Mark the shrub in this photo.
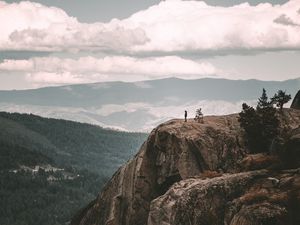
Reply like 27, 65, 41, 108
271, 90, 292, 110
239, 89, 279, 153
194, 108, 204, 123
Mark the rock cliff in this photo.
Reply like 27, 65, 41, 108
71, 109, 300, 225
291, 90, 300, 109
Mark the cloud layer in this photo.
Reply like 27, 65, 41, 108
0, 0, 299, 88
0, 0, 300, 54
0, 1, 147, 52
127, 0, 300, 53
0, 56, 218, 85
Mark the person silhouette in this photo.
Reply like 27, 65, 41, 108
184, 110, 187, 122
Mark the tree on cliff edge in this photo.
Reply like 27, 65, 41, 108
239, 103, 261, 152
239, 89, 279, 153
257, 88, 272, 109
271, 90, 291, 110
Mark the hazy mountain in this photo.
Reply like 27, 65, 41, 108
0, 77, 299, 131
0, 112, 147, 225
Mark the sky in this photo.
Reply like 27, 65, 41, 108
0, 0, 299, 90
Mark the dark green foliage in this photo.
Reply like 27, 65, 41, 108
257, 88, 272, 109
257, 106, 279, 149
238, 103, 261, 152
0, 111, 147, 175
0, 168, 104, 225
0, 141, 52, 170
239, 89, 279, 153
271, 90, 292, 110
0, 112, 147, 225
0, 141, 105, 225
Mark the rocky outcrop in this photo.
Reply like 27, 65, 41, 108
148, 169, 300, 225
291, 90, 300, 109
72, 109, 300, 225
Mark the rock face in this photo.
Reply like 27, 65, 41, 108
148, 169, 300, 225
291, 90, 300, 109
71, 109, 300, 225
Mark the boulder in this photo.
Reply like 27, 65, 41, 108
148, 169, 300, 225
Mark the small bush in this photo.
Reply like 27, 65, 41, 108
271, 90, 291, 110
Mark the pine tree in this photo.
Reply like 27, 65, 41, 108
271, 90, 292, 110
239, 103, 263, 152
258, 106, 279, 145
239, 89, 280, 153
257, 88, 271, 109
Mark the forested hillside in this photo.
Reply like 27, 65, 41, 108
0, 112, 147, 225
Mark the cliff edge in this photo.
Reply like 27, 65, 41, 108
72, 109, 300, 225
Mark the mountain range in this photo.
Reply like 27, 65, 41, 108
0, 77, 299, 131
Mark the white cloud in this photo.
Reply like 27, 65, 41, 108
124, 0, 300, 53
96, 102, 150, 116
0, 1, 147, 52
0, 56, 218, 85
26, 71, 87, 85
0, 0, 300, 54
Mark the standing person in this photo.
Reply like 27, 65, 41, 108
184, 110, 187, 122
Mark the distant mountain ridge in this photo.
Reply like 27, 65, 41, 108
1, 77, 299, 105
0, 77, 299, 131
